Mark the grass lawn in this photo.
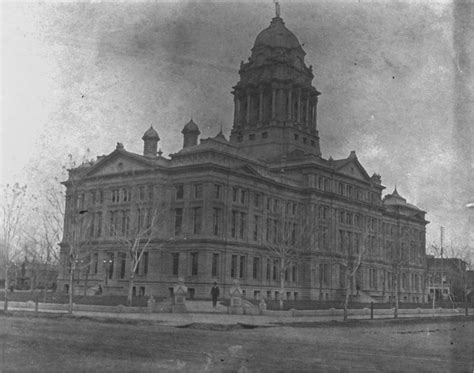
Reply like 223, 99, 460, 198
1, 313, 473, 372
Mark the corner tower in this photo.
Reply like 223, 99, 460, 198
230, 5, 321, 160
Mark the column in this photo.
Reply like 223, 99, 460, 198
312, 99, 317, 131
287, 88, 292, 120
297, 88, 301, 123
271, 87, 276, 119
234, 96, 239, 125
305, 96, 310, 128
246, 92, 251, 124
259, 88, 264, 122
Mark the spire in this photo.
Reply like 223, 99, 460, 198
274, 0, 281, 18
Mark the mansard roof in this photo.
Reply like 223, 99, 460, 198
383, 187, 425, 212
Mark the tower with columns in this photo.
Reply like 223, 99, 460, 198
229, 13, 321, 160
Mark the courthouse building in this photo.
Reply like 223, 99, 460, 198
58, 9, 428, 302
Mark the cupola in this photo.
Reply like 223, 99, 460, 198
181, 119, 200, 148
142, 126, 160, 157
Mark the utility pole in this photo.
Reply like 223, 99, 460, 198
440, 226, 444, 304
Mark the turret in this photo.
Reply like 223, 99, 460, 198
142, 126, 160, 157
181, 119, 200, 148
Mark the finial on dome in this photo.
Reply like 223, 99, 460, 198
274, 0, 281, 18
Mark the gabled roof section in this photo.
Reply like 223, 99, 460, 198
79, 144, 158, 178
331, 151, 371, 182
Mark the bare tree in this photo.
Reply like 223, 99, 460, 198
1, 183, 28, 311
108, 201, 168, 306
341, 229, 367, 321
265, 207, 300, 310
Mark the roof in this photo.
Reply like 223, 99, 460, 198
253, 17, 302, 50
181, 119, 200, 134
142, 126, 160, 140
383, 188, 423, 211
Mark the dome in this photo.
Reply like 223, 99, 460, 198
142, 126, 160, 140
181, 118, 200, 134
253, 17, 302, 50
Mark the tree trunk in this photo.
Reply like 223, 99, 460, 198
68, 264, 74, 314
127, 272, 135, 307
394, 274, 399, 319
343, 272, 351, 321
4, 265, 9, 312
279, 263, 285, 310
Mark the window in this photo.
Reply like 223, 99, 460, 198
191, 252, 198, 276
231, 255, 238, 278
266, 259, 271, 280
320, 263, 329, 285
239, 256, 246, 278
294, 134, 299, 140
253, 257, 260, 279
92, 252, 98, 274
267, 197, 271, 211
249, 134, 256, 140
253, 215, 260, 241
273, 199, 279, 212
172, 253, 179, 276
292, 265, 297, 283
262, 132, 268, 139
174, 208, 183, 235
239, 212, 246, 238
192, 207, 202, 234
273, 260, 278, 281
139, 186, 146, 201
112, 189, 120, 203
213, 184, 221, 199
232, 188, 238, 202
338, 183, 344, 195
231, 211, 237, 238
303, 137, 307, 144
107, 252, 114, 279
240, 190, 246, 204
212, 208, 221, 236
148, 185, 153, 200
122, 188, 131, 202
143, 252, 148, 275
175, 185, 184, 200
194, 184, 202, 199
212, 253, 219, 277
254, 193, 261, 208
121, 210, 130, 235
120, 253, 126, 279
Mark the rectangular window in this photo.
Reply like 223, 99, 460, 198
273, 199, 279, 212
194, 184, 202, 199
320, 263, 329, 285
91, 190, 96, 205
212, 253, 219, 277
93, 252, 98, 274
112, 189, 120, 203
231, 211, 237, 238
212, 208, 221, 236
213, 184, 221, 199
240, 190, 246, 204
143, 252, 148, 275
239, 256, 246, 278
192, 207, 202, 234
292, 265, 297, 283
191, 252, 198, 276
253, 215, 260, 241
172, 253, 179, 276
175, 185, 184, 200
148, 185, 153, 200
338, 183, 344, 195
254, 193, 261, 208
139, 186, 145, 201
267, 197, 271, 211
174, 208, 183, 235
253, 257, 260, 280
107, 252, 114, 279
231, 255, 238, 278
122, 188, 131, 202
239, 212, 246, 238
266, 258, 271, 280
266, 218, 271, 242
232, 187, 238, 202
120, 253, 126, 279
273, 260, 278, 281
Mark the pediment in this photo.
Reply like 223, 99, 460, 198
335, 159, 370, 182
85, 151, 152, 177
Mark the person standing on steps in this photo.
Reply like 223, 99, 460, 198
210, 282, 220, 308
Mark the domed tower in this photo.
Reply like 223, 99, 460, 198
230, 4, 321, 159
142, 126, 160, 157
181, 118, 201, 148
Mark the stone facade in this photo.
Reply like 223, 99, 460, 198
57, 11, 428, 303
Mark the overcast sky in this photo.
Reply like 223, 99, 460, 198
1, 0, 473, 250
